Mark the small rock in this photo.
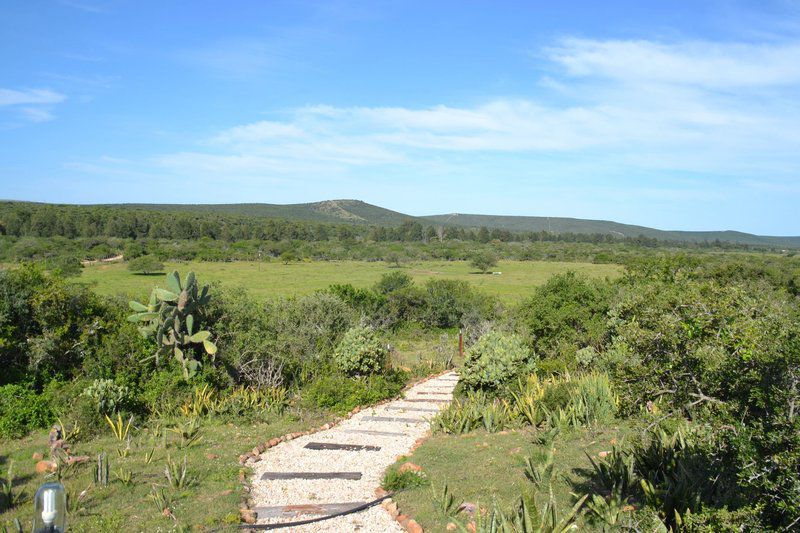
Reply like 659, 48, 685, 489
268, 438, 280, 447
257, 443, 267, 453
35, 460, 57, 474
66, 455, 90, 465
322, 423, 331, 430
291, 432, 302, 439
251, 447, 261, 456
467, 521, 477, 533
398, 462, 422, 474
384, 501, 398, 517
598, 451, 611, 458
206, 453, 219, 460
352, 406, 361, 414
32, 452, 44, 461
458, 502, 478, 515
284, 434, 294, 441
396, 514, 410, 527
406, 519, 423, 533
249, 456, 261, 463
219, 489, 234, 496
238, 454, 248, 464
238, 471, 247, 483
446, 523, 458, 531
375, 487, 389, 498
240, 509, 257, 524
610, 438, 618, 445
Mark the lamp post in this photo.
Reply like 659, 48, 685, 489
32, 482, 67, 533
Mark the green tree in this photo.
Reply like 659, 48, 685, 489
470, 251, 498, 273
127, 255, 164, 275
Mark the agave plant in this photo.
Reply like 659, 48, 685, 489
128, 270, 217, 380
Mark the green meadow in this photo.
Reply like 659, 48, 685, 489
80, 259, 622, 303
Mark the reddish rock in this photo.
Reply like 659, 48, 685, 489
268, 438, 280, 447
249, 456, 261, 463
466, 521, 477, 533
256, 443, 267, 453
398, 462, 422, 474
251, 447, 261, 456
66, 455, 89, 465
352, 406, 361, 414
240, 509, 257, 524
238, 454, 248, 464
206, 453, 219, 460
598, 451, 611, 458
35, 460, 57, 474
406, 519, 423, 533
32, 452, 44, 461
396, 514, 410, 527
375, 487, 389, 498
446, 523, 458, 531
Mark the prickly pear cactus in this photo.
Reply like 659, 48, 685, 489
128, 270, 217, 380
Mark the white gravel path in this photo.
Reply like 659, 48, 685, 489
250, 371, 459, 532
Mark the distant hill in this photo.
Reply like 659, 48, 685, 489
107, 199, 415, 226
422, 213, 800, 248
3, 198, 799, 248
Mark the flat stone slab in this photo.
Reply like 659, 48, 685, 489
304, 442, 381, 452
361, 416, 426, 423
260, 471, 362, 480
341, 429, 408, 437
253, 501, 366, 518
386, 405, 439, 413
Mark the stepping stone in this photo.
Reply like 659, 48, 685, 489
254, 502, 366, 518
386, 405, 439, 413
260, 471, 362, 480
304, 442, 381, 452
342, 429, 408, 437
362, 416, 426, 423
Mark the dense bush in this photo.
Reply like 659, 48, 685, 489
462, 331, 533, 390
516, 271, 611, 371
333, 325, 387, 376
421, 279, 496, 329
0, 384, 53, 438
301, 372, 405, 415
81, 379, 131, 415
0, 264, 110, 387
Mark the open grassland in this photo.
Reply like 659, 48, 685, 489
392, 423, 638, 532
80, 260, 622, 303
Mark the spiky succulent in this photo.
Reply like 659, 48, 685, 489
128, 270, 217, 380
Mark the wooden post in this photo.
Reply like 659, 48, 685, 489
458, 330, 464, 358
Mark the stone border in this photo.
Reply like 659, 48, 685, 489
236, 369, 454, 526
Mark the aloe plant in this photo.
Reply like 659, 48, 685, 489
128, 270, 217, 380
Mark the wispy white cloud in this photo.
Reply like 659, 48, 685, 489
0, 87, 66, 123
0, 88, 65, 106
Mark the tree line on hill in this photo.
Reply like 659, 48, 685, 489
0, 202, 771, 251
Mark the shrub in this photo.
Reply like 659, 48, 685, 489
470, 250, 498, 273
462, 331, 533, 390
374, 271, 413, 295
81, 379, 130, 415
126, 254, 164, 274
0, 384, 52, 438
421, 279, 495, 329
333, 325, 387, 376
516, 271, 611, 370
302, 372, 405, 415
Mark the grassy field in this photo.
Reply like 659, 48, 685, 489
79, 260, 622, 303
391, 423, 638, 532
0, 412, 329, 532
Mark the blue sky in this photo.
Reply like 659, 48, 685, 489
2, 0, 800, 234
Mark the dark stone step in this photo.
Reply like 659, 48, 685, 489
362, 416, 426, 423
386, 405, 439, 413
253, 501, 366, 518
260, 471, 362, 480
341, 429, 408, 437
304, 442, 381, 452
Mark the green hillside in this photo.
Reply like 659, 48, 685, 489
423, 213, 800, 247
105, 199, 415, 226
